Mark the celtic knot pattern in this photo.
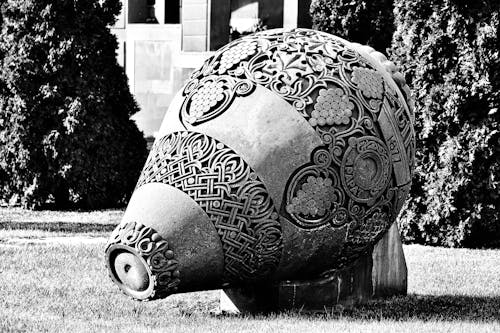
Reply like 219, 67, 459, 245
136, 131, 283, 282
106, 221, 180, 300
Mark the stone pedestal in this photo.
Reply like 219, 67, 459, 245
220, 222, 407, 313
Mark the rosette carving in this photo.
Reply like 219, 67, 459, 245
341, 136, 392, 204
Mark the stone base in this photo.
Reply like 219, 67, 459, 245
220, 222, 407, 313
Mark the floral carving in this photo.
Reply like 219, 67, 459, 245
351, 67, 384, 99
178, 28, 415, 266
286, 176, 337, 217
181, 76, 255, 126
284, 156, 347, 229
218, 41, 257, 74
309, 88, 354, 127
188, 81, 225, 121
182, 28, 394, 138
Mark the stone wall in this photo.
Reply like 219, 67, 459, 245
182, 0, 209, 52
111, 0, 312, 136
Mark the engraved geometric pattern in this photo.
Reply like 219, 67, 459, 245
179, 29, 415, 265
137, 131, 283, 282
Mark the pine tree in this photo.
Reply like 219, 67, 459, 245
392, 0, 500, 247
310, 0, 395, 52
0, 0, 147, 209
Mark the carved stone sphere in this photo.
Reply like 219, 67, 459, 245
105, 28, 415, 300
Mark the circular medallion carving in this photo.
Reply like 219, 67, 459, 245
341, 136, 392, 204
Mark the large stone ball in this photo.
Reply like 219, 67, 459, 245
106, 28, 415, 300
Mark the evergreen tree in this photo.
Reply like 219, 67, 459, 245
310, 0, 395, 52
0, 0, 147, 209
392, 0, 500, 247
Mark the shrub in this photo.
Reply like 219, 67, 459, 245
392, 0, 500, 247
310, 0, 395, 52
0, 0, 147, 209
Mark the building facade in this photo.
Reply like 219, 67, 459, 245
111, 0, 311, 137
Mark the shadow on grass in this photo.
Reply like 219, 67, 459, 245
216, 294, 500, 322
331, 294, 500, 322
0, 221, 116, 233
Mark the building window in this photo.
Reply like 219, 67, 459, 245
165, 0, 181, 24
128, 0, 180, 24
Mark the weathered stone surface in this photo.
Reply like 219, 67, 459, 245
105, 28, 415, 304
372, 222, 407, 298
220, 221, 407, 313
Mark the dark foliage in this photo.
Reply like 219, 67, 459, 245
310, 0, 395, 52
310, 0, 500, 247
0, 0, 147, 209
392, 0, 500, 247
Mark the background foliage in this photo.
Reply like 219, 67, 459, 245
310, 0, 395, 52
0, 0, 147, 209
312, 0, 500, 247
392, 0, 500, 248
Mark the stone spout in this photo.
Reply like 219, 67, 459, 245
105, 183, 224, 300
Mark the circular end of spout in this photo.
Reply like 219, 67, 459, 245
114, 251, 150, 292
106, 245, 155, 300
105, 221, 181, 301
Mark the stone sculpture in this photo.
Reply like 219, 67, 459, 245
105, 28, 415, 311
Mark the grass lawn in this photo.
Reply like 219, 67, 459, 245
1, 211, 499, 332
0, 207, 122, 233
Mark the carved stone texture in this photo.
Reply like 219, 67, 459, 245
137, 131, 283, 283
177, 28, 414, 265
106, 28, 415, 303
181, 76, 255, 125
105, 221, 180, 300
